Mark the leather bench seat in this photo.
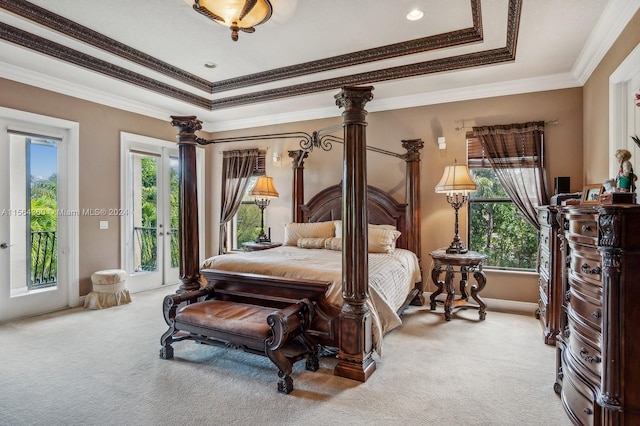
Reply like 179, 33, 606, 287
176, 300, 272, 340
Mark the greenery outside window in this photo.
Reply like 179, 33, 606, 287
226, 151, 266, 251
468, 167, 538, 270
230, 176, 262, 250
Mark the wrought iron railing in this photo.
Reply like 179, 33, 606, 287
133, 226, 179, 272
31, 230, 57, 288
134, 226, 157, 272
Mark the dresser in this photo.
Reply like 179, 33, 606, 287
536, 205, 563, 345
555, 204, 640, 425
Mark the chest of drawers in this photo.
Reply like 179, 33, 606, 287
536, 205, 563, 345
556, 204, 640, 425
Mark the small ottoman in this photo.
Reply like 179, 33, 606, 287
84, 269, 131, 309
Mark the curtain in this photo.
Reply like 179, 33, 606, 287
218, 149, 259, 254
471, 121, 549, 231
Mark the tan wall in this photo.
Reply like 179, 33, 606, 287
0, 78, 176, 295
0, 77, 584, 304
211, 88, 585, 303
583, 9, 640, 183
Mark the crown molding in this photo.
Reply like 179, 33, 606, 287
572, 0, 640, 85
0, 62, 176, 122
208, 72, 582, 132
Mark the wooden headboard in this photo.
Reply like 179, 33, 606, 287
299, 183, 409, 250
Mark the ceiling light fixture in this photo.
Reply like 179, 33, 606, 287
193, 0, 273, 41
406, 9, 424, 21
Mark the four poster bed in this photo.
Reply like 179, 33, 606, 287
160, 86, 424, 389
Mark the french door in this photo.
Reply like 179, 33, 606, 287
121, 133, 203, 293
0, 109, 79, 322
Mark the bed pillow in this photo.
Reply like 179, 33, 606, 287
284, 221, 335, 246
324, 230, 401, 253
368, 228, 401, 253
334, 221, 397, 239
297, 237, 327, 249
324, 237, 342, 251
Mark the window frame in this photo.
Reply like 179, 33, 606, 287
467, 166, 538, 272
226, 151, 266, 251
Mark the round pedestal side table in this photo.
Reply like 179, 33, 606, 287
429, 249, 488, 321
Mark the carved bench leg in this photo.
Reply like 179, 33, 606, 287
159, 326, 175, 359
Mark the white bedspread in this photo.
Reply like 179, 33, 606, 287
200, 246, 422, 354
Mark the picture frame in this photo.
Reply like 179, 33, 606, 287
581, 183, 603, 204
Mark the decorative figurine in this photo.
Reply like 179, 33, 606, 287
615, 149, 637, 193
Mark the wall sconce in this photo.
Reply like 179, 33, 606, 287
272, 151, 281, 163
435, 160, 477, 253
250, 175, 279, 243
437, 137, 446, 150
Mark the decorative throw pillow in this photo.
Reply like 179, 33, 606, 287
324, 237, 342, 251
297, 237, 327, 249
283, 221, 335, 246
334, 221, 397, 239
368, 228, 401, 253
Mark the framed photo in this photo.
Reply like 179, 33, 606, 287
581, 184, 603, 204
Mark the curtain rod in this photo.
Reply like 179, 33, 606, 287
454, 119, 559, 131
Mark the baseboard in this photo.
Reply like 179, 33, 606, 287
423, 292, 537, 317
483, 297, 537, 316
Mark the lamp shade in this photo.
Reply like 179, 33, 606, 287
196, 0, 272, 30
435, 162, 478, 194
250, 176, 279, 199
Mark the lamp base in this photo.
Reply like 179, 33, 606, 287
445, 237, 468, 254
255, 232, 271, 244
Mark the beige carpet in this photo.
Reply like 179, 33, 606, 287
0, 285, 570, 426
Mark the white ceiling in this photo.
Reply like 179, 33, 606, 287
0, 0, 636, 132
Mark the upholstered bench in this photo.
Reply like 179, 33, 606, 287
160, 293, 318, 394
84, 269, 131, 310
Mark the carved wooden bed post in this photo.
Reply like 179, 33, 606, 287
402, 139, 424, 304
334, 86, 376, 382
288, 150, 308, 222
170, 116, 202, 293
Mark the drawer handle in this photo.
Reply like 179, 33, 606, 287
563, 326, 570, 338
580, 347, 601, 364
581, 225, 592, 232
581, 263, 601, 275
592, 311, 601, 319
584, 408, 593, 415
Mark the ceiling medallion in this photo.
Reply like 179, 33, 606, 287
193, 0, 273, 41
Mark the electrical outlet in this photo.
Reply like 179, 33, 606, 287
99, 221, 108, 230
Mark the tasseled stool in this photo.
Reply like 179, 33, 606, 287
84, 269, 131, 309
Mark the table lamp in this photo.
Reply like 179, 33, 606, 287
250, 175, 279, 243
435, 160, 478, 254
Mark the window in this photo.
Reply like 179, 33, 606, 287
468, 168, 538, 270
467, 132, 541, 271
227, 151, 266, 250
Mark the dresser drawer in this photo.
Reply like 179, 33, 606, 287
568, 281, 602, 331
537, 208, 552, 226
568, 244, 601, 286
538, 246, 550, 278
561, 350, 597, 426
566, 313, 602, 378
538, 274, 549, 301
566, 213, 598, 246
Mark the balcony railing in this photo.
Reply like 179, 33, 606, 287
31, 230, 57, 288
133, 226, 179, 272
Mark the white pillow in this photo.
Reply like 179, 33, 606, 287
334, 221, 397, 239
368, 228, 401, 253
284, 221, 335, 246
327, 226, 401, 253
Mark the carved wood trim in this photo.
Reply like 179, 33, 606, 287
0, 0, 523, 111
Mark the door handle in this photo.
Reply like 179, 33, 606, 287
0, 243, 14, 249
